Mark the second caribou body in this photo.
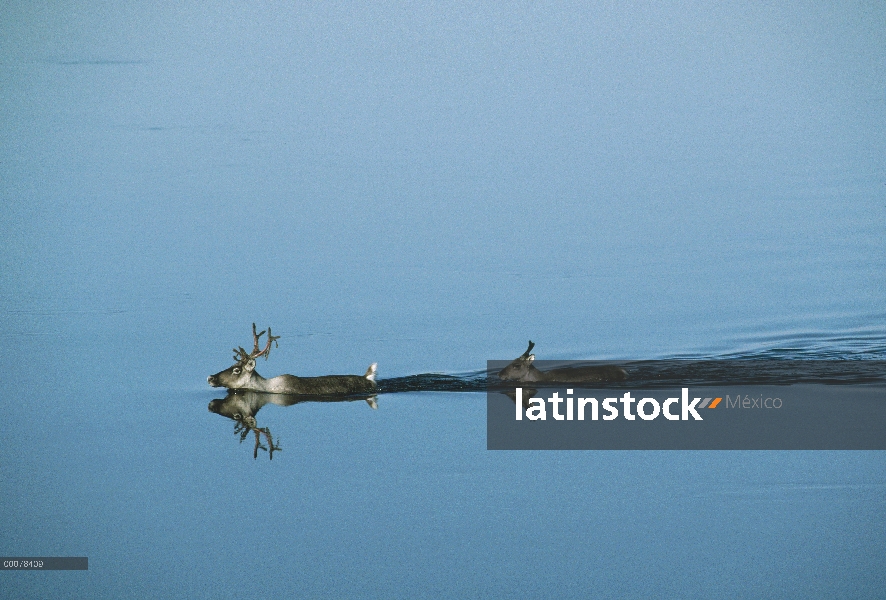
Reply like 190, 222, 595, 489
207, 324, 377, 395
498, 341, 628, 383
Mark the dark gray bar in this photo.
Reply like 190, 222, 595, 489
489, 384, 886, 450
1, 557, 87, 570
487, 360, 886, 450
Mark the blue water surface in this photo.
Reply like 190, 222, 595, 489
2, 2, 884, 598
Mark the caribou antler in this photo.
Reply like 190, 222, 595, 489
233, 416, 282, 460
521, 340, 535, 358
232, 323, 281, 364
254, 427, 281, 460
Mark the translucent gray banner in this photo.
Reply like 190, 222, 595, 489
487, 361, 886, 450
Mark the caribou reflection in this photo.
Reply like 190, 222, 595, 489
501, 387, 537, 409
209, 389, 378, 459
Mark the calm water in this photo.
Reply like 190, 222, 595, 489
2, 2, 885, 598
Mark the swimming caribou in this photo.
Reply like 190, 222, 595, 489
207, 324, 377, 395
498, 341, 628, 383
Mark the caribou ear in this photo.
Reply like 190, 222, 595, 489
245, 359, 256, 372
528, 354, 535, 362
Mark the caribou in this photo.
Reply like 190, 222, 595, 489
207, 324, 377, 395
498, 341, 628, 383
